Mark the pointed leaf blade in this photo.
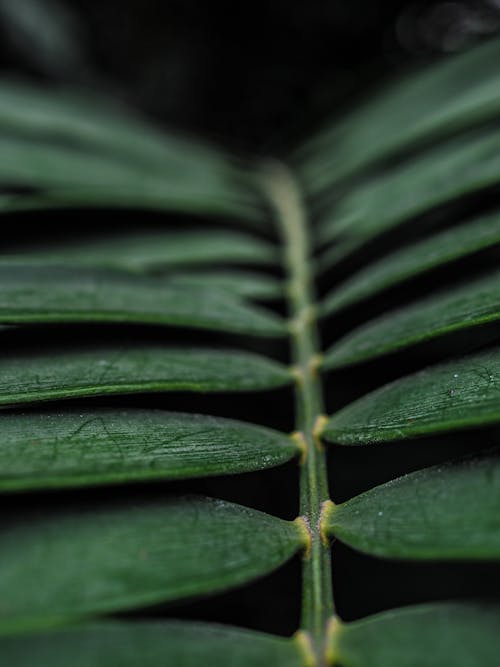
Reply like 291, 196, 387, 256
0, 345, 292, 407
299, 35, 500, 191
0, 408, 300, 491
165, 270, 282, 301
326, 455, 500, 559
0, 264, 285, 337
323, 269, 500, 368
321, 210, 500, 317
0, 135, 262, 223
0, 82, 248, 180
0, 621, 305, 667
0, 496, 304, 631
324, 349, 500, 445
318, 127, 500, 254
7, 230, 278, 272
0, 81, 264, 222
334, 604, 500, 667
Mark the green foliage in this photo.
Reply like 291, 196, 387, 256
323, 269, 500, 367
3, 229, 278, 271
296, 36, 500, 190
323, 349, 500, 444
0, 497, 303, 633
317, 127, 500, 259
0, 621, 304, 667
0, 345, 291, 406
0, 264, 285, 335
0, 409, 300, 491
325, 456, 500, 558
2, 35, 500, 665
332, 604, 500, 667
321, 209, 500, 316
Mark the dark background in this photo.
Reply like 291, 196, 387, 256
1, 0, 500, 636
2, 0, 500, 151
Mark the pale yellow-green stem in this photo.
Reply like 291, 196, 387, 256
262, 162, 335, 665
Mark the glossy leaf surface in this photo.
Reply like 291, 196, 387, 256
0, 81, 263, 221
0, 496, 304, 631
0, 345, 292, 407
7, 230, 277, 272
323, 269, 500, 368
0, 135, 261, 221
318, 127, 500, 255
165, 270, 282, 300
324, 349, 500, 445
0, 621, 304, 667
0, 408, 300, 491
298, 36, 500, 191
326, 455, 500, 558
0, 264, 285, 336
334, 604, 500, 667
0, 82, 245, 176
322, 211, 500, 316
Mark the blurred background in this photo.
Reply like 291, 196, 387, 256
1, 0, 500, 152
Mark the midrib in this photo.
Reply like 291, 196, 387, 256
263, 162, 335, 665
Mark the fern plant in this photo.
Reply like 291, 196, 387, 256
1, 34, 500, 667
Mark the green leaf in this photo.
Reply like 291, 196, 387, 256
0, 82, 245, 179
0, 408, 300, 491
0, 345, 292, 407
165, 270, 282, 301
321, 210, 500, 317
323, 349, 500, 445
318, 127, 500, 257
0, 82, 263, 221
0, 264, 285, 336
333, 603, 500, 667
0, 620, 305, 667
298, 35, 500, 192
325, 455, 500, 559
7, 230, 278, 272
323, 269, 500, 368
0, 496, 304, 632
0, 193, 60, 215
0, 134, 262, 221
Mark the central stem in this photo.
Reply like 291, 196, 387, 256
263, 162, 334, 662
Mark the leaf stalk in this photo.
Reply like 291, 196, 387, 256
262, 161, 335, 663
